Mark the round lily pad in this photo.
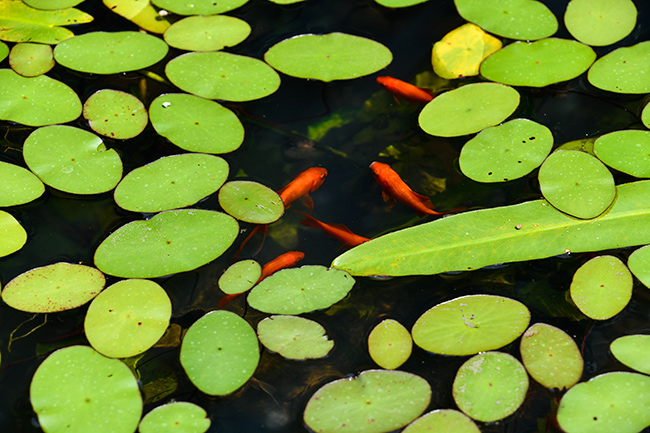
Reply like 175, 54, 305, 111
9, 42, 54, 77
151, 0, 248, 15
557, 372, 650, 433
85, 279, 172, 358
367, 318, 412, 370
570, 255, 633, 320
264, 32, 392, 82
164, 15, 251, 51
610, 335, 650, 375
83, 89, 148, 140
23, 0, 85, 9
2, 262, 105, 313
642, 102, 650, 129
402, 409, 480, 433
304, 369, 431, 433
418, 82, 520, 137
593, 130, 650, 178
257, 315, 333, 360
538, 150, 616, 219
520, 323, 583, 390
0, 161, 44, 206
180, 310, 259, 396
459, 118, 553, 182
411, 294, 530, 356
588, 41, 650, 94
219, 260, 262, 295
138, 402, 210, 433
54, 31, 169, 74
247, 265, 355, 315
218, 181, 284, 224
0, 210, 27, 258
114, 153, 229, 213
374, 0, 427, 6
166, 52, 280, 101
0, 41, 8, 61
628, 245, 650, 289
452, 352, 529, 422
24, 125, 123, 195
94, 209, 239, 278
564, 0, 637, 46
30, 346, 142, 433
480, 39, 596, 87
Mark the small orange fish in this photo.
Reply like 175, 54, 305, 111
376, 76, 435, 104
277, 167, 328, 210
296, 211, 370, 248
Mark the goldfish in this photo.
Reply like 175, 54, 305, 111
296, 211, 370, 248
376, 76, 435, 104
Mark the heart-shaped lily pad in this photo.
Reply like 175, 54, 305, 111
588, 41, 650, 94
610, 335, 650, 375
9, 42, 54, 77
402, 409, 480, 433
138, 401, 210, 433
83, 89, 148, 139
0, 211, 27, 257
163, 15, 251, 51
218, 260, 262, 295
367, 318, 412, 370
0, 161, 44, 206
593, 130, 650, 178
218, 181, 284, 224
628, 245, 650, 289
257, 315, 333, 360
564, 0, 637, 46
152, 0, 248, 15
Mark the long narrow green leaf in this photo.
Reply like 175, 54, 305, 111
332, 180, 650, 276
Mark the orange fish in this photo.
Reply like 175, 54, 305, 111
296, 211, 370, 248
376, 76, 435, 104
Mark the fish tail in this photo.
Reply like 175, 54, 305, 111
232, 224, 269, 261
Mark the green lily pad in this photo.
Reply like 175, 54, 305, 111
218, 181, 284, 224
557, 372, 650, 433
642, 102, 650, 129
264, 32, 392, 82
9, 43, 54, 77
2, 262, 105, 313
411, 295, 530, 356
166, 52, 280, 101
628, 245, 650, 289
164, 15, 250, 51
480, 39, 596, 87
367, 319, 412, 370
247, 265, 355, 315
149, 93, 244, 154
0, 211, 27, 257
94, 209, 238, 278
152, 0, 248, 15
402, 409, 480, 433
54, 31, 169, 74
0, 161, 45, 206
24, 125, 122, 195
180, 310, 259, 396
453, 352, 528, 422
593, 130, 650, 178
454, 0, 557, 40
138, 402, 210, 433
83, 89, 148, 139
0, 69, 81, 126
24, 0, 86, 9
0, 41, 7, 61
570, 255, 633, 320
610, 335, 650, 375
304, 370, 431, 433
114, 153, 228, 213
538, 150, 616, 219
418, 82, 520, 137
85, 279, 171, 358
257, 315, 333, 360
520, 323, 583, 390
564, 0, 637, 46
104, 0, 170, 34
218, 260, 262, 295
588, 41, 650, 94
374, 0, 428, 6
30, 346, 142, 433
459, 118, 553, 182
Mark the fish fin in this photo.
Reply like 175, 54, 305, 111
382, 190, 397, 209
300, 194, 314, 212
232, 224, 268, 261
216, 293, 242, 309
419, 88, 436, 98
393, 95, 401, 104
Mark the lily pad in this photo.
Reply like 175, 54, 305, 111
303, 369, 431, 433
538, 150, 616, 219
83, 89, 148, 139
402, 409, 480, 433
480, 39, 596, 87
367, 318, 412, 370
9, 43, 54, 77
264, 32, 392, 82
2, 262, 105, 313
218, 181, 284, 224
151, 0, 248, 15
0, 161, 45, 206
138, 402, 210, 433
570, 255, 633, 320
30, 346, 142, 433
411, 294, 530, 356
453, 352, 529, 422
218, 260, 262, 295
84, 279, 172, 358
564, 0, 637, 46
418, 82, 520, 137
0, 211, 27, 258
164, 15, 251, 51
0, 41, 7, 61
180, 310, 259, 396
24, 125, 122, 195
257, 315, 333, 360
459, 118, 553, 182
114, 153, 228, 213
247, 265, 355, 315
374, 0, 428, 6
628, 245, 650, 289
103, 0, 170, 34
24, 0, 86, 9
588, 41, 650, 94
593, 130, 650, 178
610, 335, 650, 375
166, 51, 280, 101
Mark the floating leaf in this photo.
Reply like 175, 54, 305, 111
402, 409, 480, 433
83, 89, 148, 139
304, 370, 431, 433
0, 161, 44, 206
257, 315, 333, 360
0, 210, 27, 258
218, 181, 284, 224
593, 130, 650, 178
588, 41, 650, 94
610, 335, 650, 375
264, 32, 392, 82
164, 15, 251, 51
138, 402, 210, 433
570, 255, 633, 320
642, 102, 650, 129
412, 295, 530, 356
180, 310, 259, 396
152, 0, 248, 15
103, 0, 170, 34
538, 150, 615, 219
9, 43, 54, 77
374, 0, 427, 6
24, 125, 122, 194
367, 319, 412, 369
218, 260, 262, 295
2, 262, 105, 313
628, 245, 650, 289
24, 0, 85, 9
114, 154, 228, 213
564, 0, 637, 46
418, 82, 520, 137
0, 40, 7, 61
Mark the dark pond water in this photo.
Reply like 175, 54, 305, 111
2, 0, 650, 432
